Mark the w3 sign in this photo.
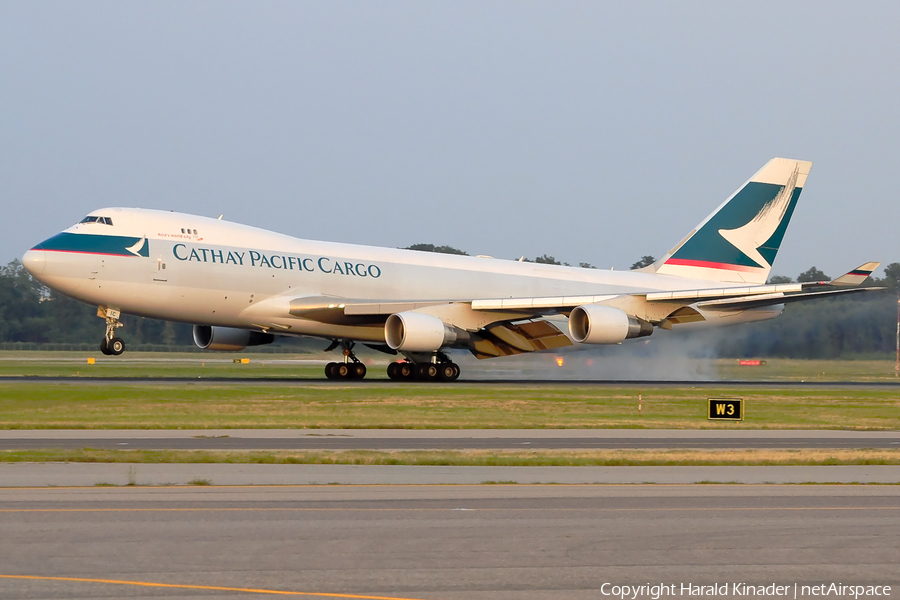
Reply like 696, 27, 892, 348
708, 398, 744, 421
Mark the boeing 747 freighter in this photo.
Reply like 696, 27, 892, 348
22, 158, 879, 381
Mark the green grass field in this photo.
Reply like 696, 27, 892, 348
0, 352, 897, 431
0, 380, 897, 429
2, 448, 899, 466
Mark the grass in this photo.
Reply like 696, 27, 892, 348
3, 448, 900, 466
0, 353, 897, 430
0, 381, 897, 429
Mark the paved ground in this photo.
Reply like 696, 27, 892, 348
2, 463, 900, 486
0, 485, 896, 599
3, 428, 899, 450
5, 376, 900, 387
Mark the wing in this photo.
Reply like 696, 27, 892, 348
277, 262, 881, 358
286, 296, 574, 358
470, 262, 884, 329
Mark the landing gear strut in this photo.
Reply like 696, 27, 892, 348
98, 308, 125, 356
324, 340, 367, 380
387, 353, 460, 382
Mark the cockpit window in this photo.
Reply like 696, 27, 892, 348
79, 216, 113, 225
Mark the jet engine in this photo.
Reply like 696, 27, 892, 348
568, 305, 653, 344
192, 325, 276, 351
384, 312, 466, 352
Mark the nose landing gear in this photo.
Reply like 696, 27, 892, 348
324, 340, 367, 380
98, 308, 125, 356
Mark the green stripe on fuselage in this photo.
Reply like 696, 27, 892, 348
671, 182, 802, 268
35, 232, 149, 257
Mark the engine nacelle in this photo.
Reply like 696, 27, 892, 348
384, 312, 464, 352
193, 325, 275, 351
568, 305, 653, 344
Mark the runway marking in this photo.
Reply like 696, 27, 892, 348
0, 574, 432, 599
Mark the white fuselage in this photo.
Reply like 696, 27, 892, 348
24, 207, 761, 344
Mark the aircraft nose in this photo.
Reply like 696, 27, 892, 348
22, 248, 46, 278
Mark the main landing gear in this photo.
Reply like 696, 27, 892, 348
387, 354, 460, 382
323, 342, 461, 382
98, 308, 125, 356
324, 340, 367, 380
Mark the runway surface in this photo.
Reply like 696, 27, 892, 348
3, 463, 900, 486
4, 375, 900, 387
3, 428, 898, 451
0, 485, 896, 599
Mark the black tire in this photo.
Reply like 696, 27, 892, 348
100, 339, 112, 356
325, 362, 339, 379
335, 363, 351, 378
107, 337, 125, 356
416, 363, 439, 380
398, 362, 414, 379
438, 363, 460, 382
351, 363, 367, 379
387, 362, 401, 380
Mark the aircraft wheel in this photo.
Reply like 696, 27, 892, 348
351, 363, 367, 379
325, 362, 339, 379
335, 363, 351, 378
107, 337, 125, 356
438, 362, 460, 382
416, 363, 439, 381
100, 339, 112, 356
387, 362, 401, 380
398, 362, 415, 380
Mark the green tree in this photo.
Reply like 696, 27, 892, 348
879, 263, 900, 291
534, 254, 562, 265
403, 243, 468, 256
797, 266, 829, 283
767, 275, 793, 284
630, 256, 655, 269
0, 260, 52, 342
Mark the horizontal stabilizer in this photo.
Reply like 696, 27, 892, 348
829, 262, 880, 286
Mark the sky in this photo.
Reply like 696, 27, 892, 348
2, 1, 898, 280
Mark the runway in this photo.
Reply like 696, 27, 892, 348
3, 463, 900, 486
0, 485, 896, 599
4, 375, 900, 387
2, 428, 898, 451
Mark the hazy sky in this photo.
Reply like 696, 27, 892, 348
2, 1, 898, 279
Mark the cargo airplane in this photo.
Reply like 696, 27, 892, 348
22, 158, 879, 381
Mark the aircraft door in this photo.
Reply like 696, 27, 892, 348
152, 255, 168, 282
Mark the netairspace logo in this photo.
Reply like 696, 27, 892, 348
599, 583, 892, 599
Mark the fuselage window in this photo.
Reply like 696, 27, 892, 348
103, 217, 113, 225
181, 229, 185, 233
80, 216, 99, 224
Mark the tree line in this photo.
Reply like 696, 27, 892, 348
2, 255, 898, 358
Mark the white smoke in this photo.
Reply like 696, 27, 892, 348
459, 328, 725, 381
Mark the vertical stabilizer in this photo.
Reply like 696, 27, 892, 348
651, 158, 812, 284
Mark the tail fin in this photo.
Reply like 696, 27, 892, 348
649, 158, 812, 284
